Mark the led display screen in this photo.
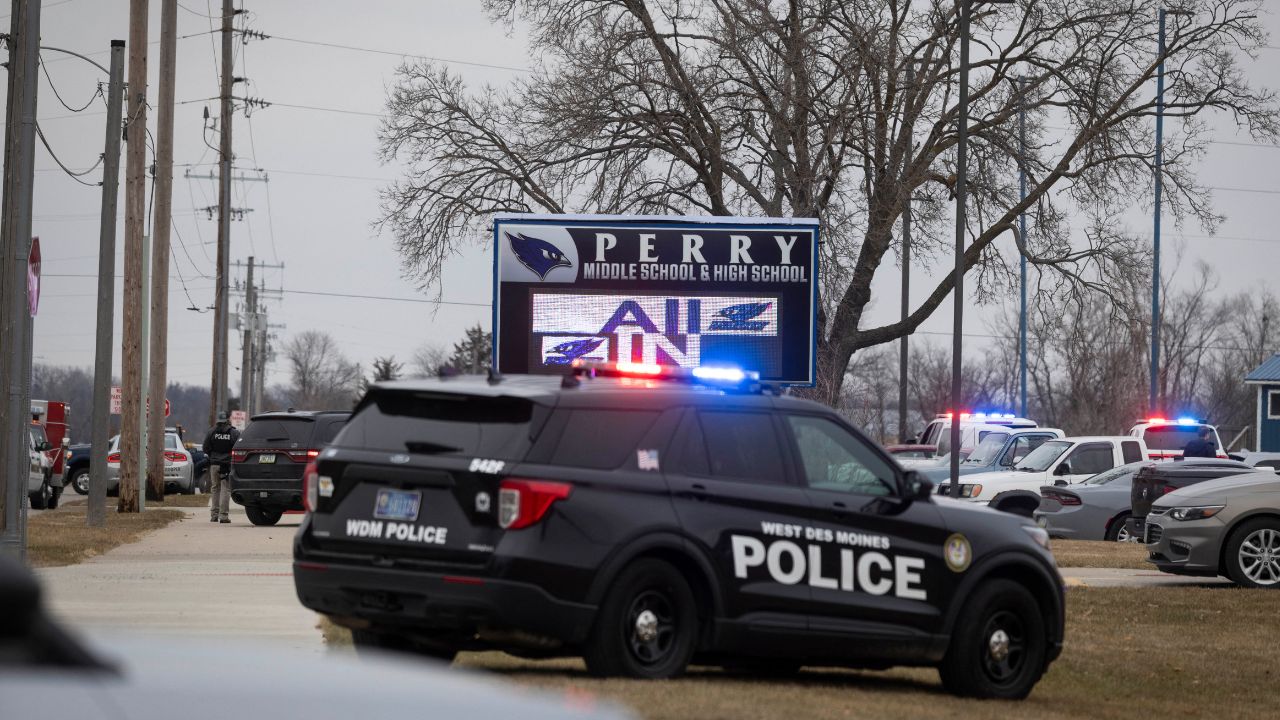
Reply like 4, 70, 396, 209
493, 214, 819, 385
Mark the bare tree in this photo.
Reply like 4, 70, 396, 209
283, 331, 362, 409
379, 0, 1277, 403
409, 343, 449, 378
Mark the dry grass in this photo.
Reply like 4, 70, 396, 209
27, 498, 189, 567
1051, 539, 1150, 569
320, 586, 1279, 719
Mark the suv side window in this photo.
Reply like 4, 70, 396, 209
319, 418, 346, 445
1064, 443, 1115, 476
1002, 434, 1053, 466
784, 415, 894, 497
695, 411, 786, 484
1121, 440, 1143, 464
550, 410, 661, 470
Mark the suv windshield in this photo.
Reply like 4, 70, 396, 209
964, 432, 1010, 465
1015, 440, 1071, 472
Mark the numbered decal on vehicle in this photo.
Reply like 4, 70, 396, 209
469, 458, 506, 474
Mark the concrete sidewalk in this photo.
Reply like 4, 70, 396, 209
35, 501, 321, 653
1060, 566, 1232, 588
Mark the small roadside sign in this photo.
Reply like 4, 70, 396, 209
230, 410, 247, 430
109, 387, 170, 417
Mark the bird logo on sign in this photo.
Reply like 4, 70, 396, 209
508, 232, 572, 280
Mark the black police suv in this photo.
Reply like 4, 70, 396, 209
292, 364, 1064, 699
230, 410, 349, 526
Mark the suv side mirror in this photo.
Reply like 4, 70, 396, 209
36, 441, 51, 452
904, 471, 934, 501
1054, 462, 1071, 476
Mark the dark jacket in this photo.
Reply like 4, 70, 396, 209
202, 423, 240, 466
1182, 437, 1217, 458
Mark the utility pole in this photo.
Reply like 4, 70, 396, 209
899, 63, 914, 445
0, 0, 41, 559
146, 0, 177, 501
210, 0, 235, 427
88, 40, 126, 527
118, 0, 148, 513
239, 256, 255, 410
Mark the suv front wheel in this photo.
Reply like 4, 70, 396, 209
584, 559, 698, 679
939, 579, 1047, 699
244, 505, 283, 526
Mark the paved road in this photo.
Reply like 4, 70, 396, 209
1060, 566, 1232, 588
35, 502, 321, 653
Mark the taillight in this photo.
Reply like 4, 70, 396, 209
498, 479, 572, 530
1056, 493, 1081, 506
302, 459, 319, 512
107, 452, 121, 463
287, 449, 320, 463
231, 450, 247, 462
164, 451, 186, 462
1161, 485, 1179, 495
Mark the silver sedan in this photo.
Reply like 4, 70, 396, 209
104, 432, 196, 494
1034, 459, 1253, 542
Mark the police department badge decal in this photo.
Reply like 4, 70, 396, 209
944, 533, 972, 573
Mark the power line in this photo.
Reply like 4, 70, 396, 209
38, 56, 102, 112
267, 101, 384, 118
266, 33, 532, 74
34, 122, 101, 185
281, 288, 491, 308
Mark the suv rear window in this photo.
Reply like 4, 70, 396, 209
338, 390, 546, 459
1143, 425, 1211, 450
241, 418, 316, 447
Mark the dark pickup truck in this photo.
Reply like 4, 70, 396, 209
65, 436, 210, 495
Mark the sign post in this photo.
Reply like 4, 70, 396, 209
493, 214, 820, 385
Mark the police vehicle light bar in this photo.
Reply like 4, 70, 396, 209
569, 360, 761, 390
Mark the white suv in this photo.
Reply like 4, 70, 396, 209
1127, 418, 1225, 460
918, 413, 1039, 461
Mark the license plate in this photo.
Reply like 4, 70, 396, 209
259, 454, 276, 464
374, 488, 421, 522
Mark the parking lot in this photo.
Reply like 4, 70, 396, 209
28, 501, 1273, 719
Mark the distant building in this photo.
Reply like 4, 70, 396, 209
1245, 355, 1280, 451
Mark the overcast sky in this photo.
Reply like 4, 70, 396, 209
12, 1, 1280, 402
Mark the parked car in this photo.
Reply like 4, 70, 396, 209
917, 413, 1039, 461
27, 422, 59, 509
229, 410, 350, 526
919, 427, 1064, 484
1146, 472, 1280, 588
1128, 418, 1225, 460
1228, 450, 1280, 471
1034, 458, 1254, 542
1126, 462, 1269, 540
66, 429, 197, 495
884, 443, 937, 468
946, 436, 1148, 516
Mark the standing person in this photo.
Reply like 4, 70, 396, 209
1183, 426, 1217, 458
203, 412, 240, 523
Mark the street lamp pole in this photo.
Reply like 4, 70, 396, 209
1018, 76, 1029, 419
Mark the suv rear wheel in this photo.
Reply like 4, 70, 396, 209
70, 467, 90, 495
939, 579, 1046, 699
351, 629, 458, 663
29, 477, 52, 510
584, 558, 697, 679
245, 505, 283, 526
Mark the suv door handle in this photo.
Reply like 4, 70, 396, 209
831, 500, 848, 517
689, 483, 708, 501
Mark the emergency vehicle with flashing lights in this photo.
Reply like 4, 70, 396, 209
1127, 418, 1226, 460
917, 413, 1039, 461
291, 361, 1064, 699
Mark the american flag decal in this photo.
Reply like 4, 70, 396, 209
637, 449, 660, 471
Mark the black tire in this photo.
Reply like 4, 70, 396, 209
244, 505, 283, 526
47, 483, 62, 510
351, 629, 457, 663
938, 579, 1047, 699
29, 477, 51, 510
71, 467, 90, 495
1224, 518, 1280, 589
583, 558, 698, 679
1105, 513, 1135, 542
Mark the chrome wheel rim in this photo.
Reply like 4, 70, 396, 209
1115, 525, 1134, 543
979, 610, 1027, 685
1238, 528, 1280, 586
626, 589, 675, 666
